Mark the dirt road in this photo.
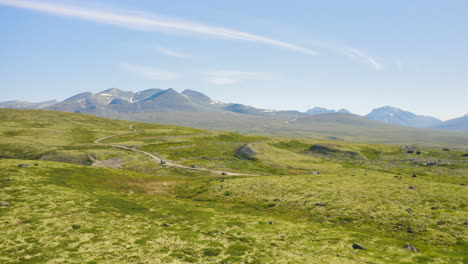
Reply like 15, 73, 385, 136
94, 124, 253, 176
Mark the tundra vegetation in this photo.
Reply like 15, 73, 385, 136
0, 109, 467, 263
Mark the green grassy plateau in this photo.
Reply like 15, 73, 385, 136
0, 108, 467, 263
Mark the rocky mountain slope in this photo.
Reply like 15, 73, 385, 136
1, 88, 467, 132
366, 106, 443, 128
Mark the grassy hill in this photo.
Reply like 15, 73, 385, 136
0, 108, 467, 263
101, 111, 468, 149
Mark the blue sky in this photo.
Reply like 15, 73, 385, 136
1, 0, 467, 120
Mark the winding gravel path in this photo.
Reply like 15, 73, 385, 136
94, 124, 253, 176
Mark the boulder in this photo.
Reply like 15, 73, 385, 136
234, 144, 258, 160
404, 244, 418, 252
352, 244, 366, 250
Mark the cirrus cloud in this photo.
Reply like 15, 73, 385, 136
0, 0, 318, 55
208, 70, 269, 85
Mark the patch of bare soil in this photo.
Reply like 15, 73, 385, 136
92, 158, 124, 169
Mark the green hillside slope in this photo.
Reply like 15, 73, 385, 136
0, 108, 467, 263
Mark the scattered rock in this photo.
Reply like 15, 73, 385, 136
397, 173, 402, 175
221, 172, 228, 175
311, 171, 321, 175
409, 186, 416, 189
190, 165, 197, 168
352, 244, 366, 250
315, 203, 326, 207
34, 163, 39, 166
442, 148, 450, 151
162, 223, 170, 227
267, 203, 276, 208
273, 198, 280, 202
407, 150, 414, 154
268, 221, 273, 225
412, 174, 417, 178
416, 151, 421, 155
436, 221, 444, 225
71, 224, 81, 230
407, 227, 414, 233
0, 202, 10, 207
406, 208, 413, 214
404, 244, 418, 252
461, 153, 468, 157
430, 206, 438, 210
18, 164, 29, 168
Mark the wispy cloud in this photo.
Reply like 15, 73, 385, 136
340, 47, 382, 70
208, 70, 269, 85
0, 0, 318, 55
121, 63, 178, 80
157, 47, 188, 58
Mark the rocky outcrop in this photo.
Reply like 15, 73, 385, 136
235, 144, 258, 160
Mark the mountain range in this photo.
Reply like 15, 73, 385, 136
1, 88, 467, 136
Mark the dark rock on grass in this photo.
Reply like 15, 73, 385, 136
268, 221, 273, 225
352, 244, 366, 250
407, 227, 414, 233
462, 153, 468, 157
315, 203, 326, 206
0, 202, 10, 207
404, 244, 418, 252
409, 186, 416, 189
162, 223, 170, 227
71, 224, 81, 230
406, 208, 413, 214
412, 174, 417, 178
431, 206, 438, 210
18, 164, 29, 168
442, 148, 450, 151
266, 203, 276, 208
234, 143, 258, 161
273, 198, 280, 202
437, 221, 444, 225
34, 163, 39, 166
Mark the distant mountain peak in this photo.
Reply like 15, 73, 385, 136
366, 106, 441, 128
181, 89, 212, 104
306, 107, 352, 115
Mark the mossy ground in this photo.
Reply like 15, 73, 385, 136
0, 109, 467, 263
